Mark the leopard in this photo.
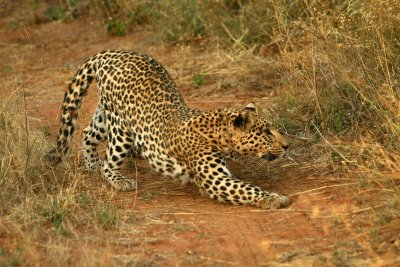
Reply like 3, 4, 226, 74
46, 50, 290, 209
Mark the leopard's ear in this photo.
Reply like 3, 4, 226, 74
244, 102, 263, 117
233, 108, 256, 131
244, 102, 257, 112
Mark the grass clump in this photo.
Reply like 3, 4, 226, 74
105, 19, 126, 36
41, 196, 70, 235
277, 0, 400, 171
45, 5, 66, 21
0, 92, 125, 263
0, 94, 58, 263
96, 202, 118, 229
192, 73, 205, 87
151, 0, 206, 44
0, 94, 55, 205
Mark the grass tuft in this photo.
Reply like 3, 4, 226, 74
96, 202, 118, 229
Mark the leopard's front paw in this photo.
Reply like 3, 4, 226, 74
257, 194, 290, 209
111, 179, 137, 191
197, 186, 209, 198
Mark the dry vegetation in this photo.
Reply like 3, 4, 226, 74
0, 0, 399, 266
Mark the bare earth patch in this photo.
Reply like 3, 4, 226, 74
0, 15, 399, 266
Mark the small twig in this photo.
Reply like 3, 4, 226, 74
159, 193, 188, 196
21, 25, 33, 174
317, 204, 391, 218
349, 204, 389, 214
25, 136, 39, 173
289, 182, 359, 197
285, 133, 314, 143
22, 82, 30, 169
160, 202, 392, 218
220, 22, 247, 50
160, 208, 313, 216
284, 155, 298, 164
311, 121, 355, 164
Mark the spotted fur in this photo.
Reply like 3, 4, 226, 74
47, 50, 290, 209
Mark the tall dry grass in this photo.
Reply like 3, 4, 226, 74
0, 90, 123, 265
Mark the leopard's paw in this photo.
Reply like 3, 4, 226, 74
257, 194, 290, 209
111, 179, 137, 191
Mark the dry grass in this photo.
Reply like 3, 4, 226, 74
0, 87, 140, 266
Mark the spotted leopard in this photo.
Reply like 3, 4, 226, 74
47, 50, 290, 209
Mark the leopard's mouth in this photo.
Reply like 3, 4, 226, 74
262, 153, 278, 161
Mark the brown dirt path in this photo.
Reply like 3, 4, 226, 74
1, 15, 399, 266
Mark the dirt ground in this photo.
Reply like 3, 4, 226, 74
1, 11, 399, 267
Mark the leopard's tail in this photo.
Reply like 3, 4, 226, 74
46, 57, 96, 164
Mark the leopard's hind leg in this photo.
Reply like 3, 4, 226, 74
101, 113, 137, 191
82, 105, 108, 170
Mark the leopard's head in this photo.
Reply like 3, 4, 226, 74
226, 103, 288, 160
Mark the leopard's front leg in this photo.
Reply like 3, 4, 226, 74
193, 154, 290, 209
